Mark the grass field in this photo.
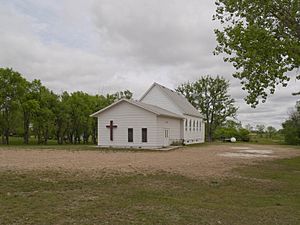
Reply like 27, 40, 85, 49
0, 156, 299, 225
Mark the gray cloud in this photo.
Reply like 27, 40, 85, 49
0, 0, 298, 129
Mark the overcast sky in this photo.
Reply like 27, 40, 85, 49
0, 0, 299, 129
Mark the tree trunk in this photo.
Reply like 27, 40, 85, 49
92, 119, 97, 144
206, 125, 212, 142
44, 127, 49, 144
56, 123, 62, 144
37, 127, 42, 144
56, 132, 60, 144
23, 112, 30, 144
1, 133, 5, 145
83, 131, 89, 144
3, 110, 10, 145
4, 128, 9, 145
68, 133, 73, 144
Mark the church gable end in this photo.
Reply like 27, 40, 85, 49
140, 84, 182, 115
140, 83, 202, 118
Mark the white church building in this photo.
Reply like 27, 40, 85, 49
91, 83, 205, 148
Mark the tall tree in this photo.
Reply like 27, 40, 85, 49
32, 85, 57, 144
256, 124, 265, 137
53, 93, 70, 144
64, 92, 91, 144
0, 68, 26, 144
214, 0, 300, 106
266, 126, 277, 138
177, 76, 238, 141
20, 79, 41, 144
282, 101, 300, 144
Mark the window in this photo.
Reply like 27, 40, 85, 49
185, 119, 188, 131
128, 128, 133, 142
165, 129, 169, 138
199, 122, 202, 131
196, 121, 199, 131
189, 120, 192, 131
193, 120, 195, 131
142, 128, 147, 142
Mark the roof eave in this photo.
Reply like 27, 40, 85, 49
183, 113, 204, 118
90, 98, 162, 118
158, 113, 184, 119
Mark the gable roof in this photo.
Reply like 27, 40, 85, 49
90, 98, 184, 119
140, 82, 203, 118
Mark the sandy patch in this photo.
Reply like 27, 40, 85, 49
230, 147, 252, 150
219, 152, 274, 158
241, 150, 273, 154
0, 144, 299, 178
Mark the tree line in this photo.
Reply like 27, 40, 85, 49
0, 68, 132, 145
1, 67, 298, 145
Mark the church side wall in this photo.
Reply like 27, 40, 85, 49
183, 115, 205, 144
140, 85, 183, 115
156, 116, 182, 146
97, 101, 159, 148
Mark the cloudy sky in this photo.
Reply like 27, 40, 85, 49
0, 0, 299, 129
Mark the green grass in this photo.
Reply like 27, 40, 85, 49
248, 133, 285, 145
1, 157, 300, 225
0, 136, 63, 145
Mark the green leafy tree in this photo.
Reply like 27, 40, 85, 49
266, 126, 277, 138
282, 101, 300, 144
64, 92, 91, 144
112, 90, 133, 100
177, 76, 238, 141
32, 85, 57, 144
215, 120, 250, 141
245, 123, 253, 132
20, 79, 41, 144
256, 124, 265, 137
214, 0, 300, 106
0, 67, 134, 145
0, 68, 27, 144
52, 92, 70, 144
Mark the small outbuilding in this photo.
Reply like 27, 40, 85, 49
91, 83, 205, 148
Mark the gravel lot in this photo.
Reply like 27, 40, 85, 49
0, 144, 299, 178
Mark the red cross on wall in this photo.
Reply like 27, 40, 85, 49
106, 120, 118, 141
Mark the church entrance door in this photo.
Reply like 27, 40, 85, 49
163, 128, 170, 147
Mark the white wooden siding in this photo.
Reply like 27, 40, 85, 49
140, 85, 183, 115
156, 116, 182, 145
97, 101, 159, 148
183, 115, 205, 144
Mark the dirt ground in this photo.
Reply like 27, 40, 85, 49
0, 144, 299, 178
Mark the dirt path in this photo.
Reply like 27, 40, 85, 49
0, 144, 299, 178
